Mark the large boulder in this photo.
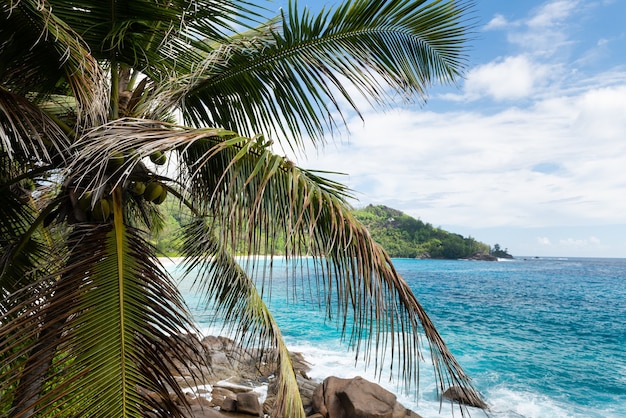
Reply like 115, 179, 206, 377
312, 376, 422, 418
339, 376, 397, 418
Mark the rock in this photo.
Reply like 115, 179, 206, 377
312, 376, 421, 418
214, 379, 256, 394
442, 386, 488, 409
338, 376, 396, 418
236, 391, 263, 416
297, 374, 317, 414
221, 396, 237, 412
210, 351, 230, 366
392, 402, 423, 418
311, 376, 349, 417
290, 351, 312, 377
465, 252, 498, 261
210, 387, 236, 409
156, 334, 427, 418
183, 405, 223, 417
183, 404, 257, 418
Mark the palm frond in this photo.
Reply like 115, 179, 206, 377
63, 118, 233, 202
183, 0, 474, 147
176, 135, 483, 410
42, 0, 266, 88
0, 196, 58, 314
0, 0, 108, 129
1, 214, 205, 417
181, 218, 306, 418
0, 87, 70, 163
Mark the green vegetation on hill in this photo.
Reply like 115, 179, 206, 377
353, 205, 491, 259
153, 202, 498, 260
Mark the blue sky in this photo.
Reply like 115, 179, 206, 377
269, 0, 626, 258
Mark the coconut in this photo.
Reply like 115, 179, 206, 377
108, 151, 125, 170
129, 181, 146, 196
153, 187, 167, 204
144, 182, 163, 202
149, 151, 166, 165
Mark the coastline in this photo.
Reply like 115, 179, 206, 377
158, 256, 438, 417
158, 332, 430, 418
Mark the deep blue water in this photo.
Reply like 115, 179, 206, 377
173, 257, 626, 418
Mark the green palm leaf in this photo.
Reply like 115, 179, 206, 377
173, 130, 483, 406
183, 0, 473, 146
181, 219, 306, 417
0, 0, 108, 127
2, 205, 206, 417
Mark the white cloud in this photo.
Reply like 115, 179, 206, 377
462, 55, 550, 101
558, 236, 601, 248
298, 79, 626, 230
484, 14, 510, 30
537, 237, 552, 246
573, 85, 626, 140
500, 0, 580, 59
527, 0, 578, 29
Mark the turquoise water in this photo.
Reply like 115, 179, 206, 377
173, 257, 626, 418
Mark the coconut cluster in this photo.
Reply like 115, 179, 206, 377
75, 180, 168, 222
73, 151, 169, 223
131, 180, 168, 204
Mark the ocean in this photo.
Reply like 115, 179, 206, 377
171, 257, 626, 418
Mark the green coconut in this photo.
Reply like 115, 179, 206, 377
108, 151, 125, 170
92, 198, 110, 221
144, 182, 163, 202
129, 181, 146, 196
153, 187, 167, 204
149, 151, 167, 165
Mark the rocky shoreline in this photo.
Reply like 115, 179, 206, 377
146, 333, 432, 418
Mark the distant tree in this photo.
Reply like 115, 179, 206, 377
491, 244, 513, 258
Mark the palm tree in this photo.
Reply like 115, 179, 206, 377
0, 0, 482, 417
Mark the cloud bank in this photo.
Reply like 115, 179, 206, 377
293, 0, 626, 256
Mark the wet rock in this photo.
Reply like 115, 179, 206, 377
442, 386, 488, 409
312, 376, 423, 418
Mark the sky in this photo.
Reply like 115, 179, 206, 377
269, 0, 626, 258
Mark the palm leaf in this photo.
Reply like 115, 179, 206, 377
42, 0, 265, 90
182, 0, 473, 147
181, 218, 306, 418
0, 0, 108, 128
0, 88, 69, 163
177, 135, 484, 409
1, 200, 207, 417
